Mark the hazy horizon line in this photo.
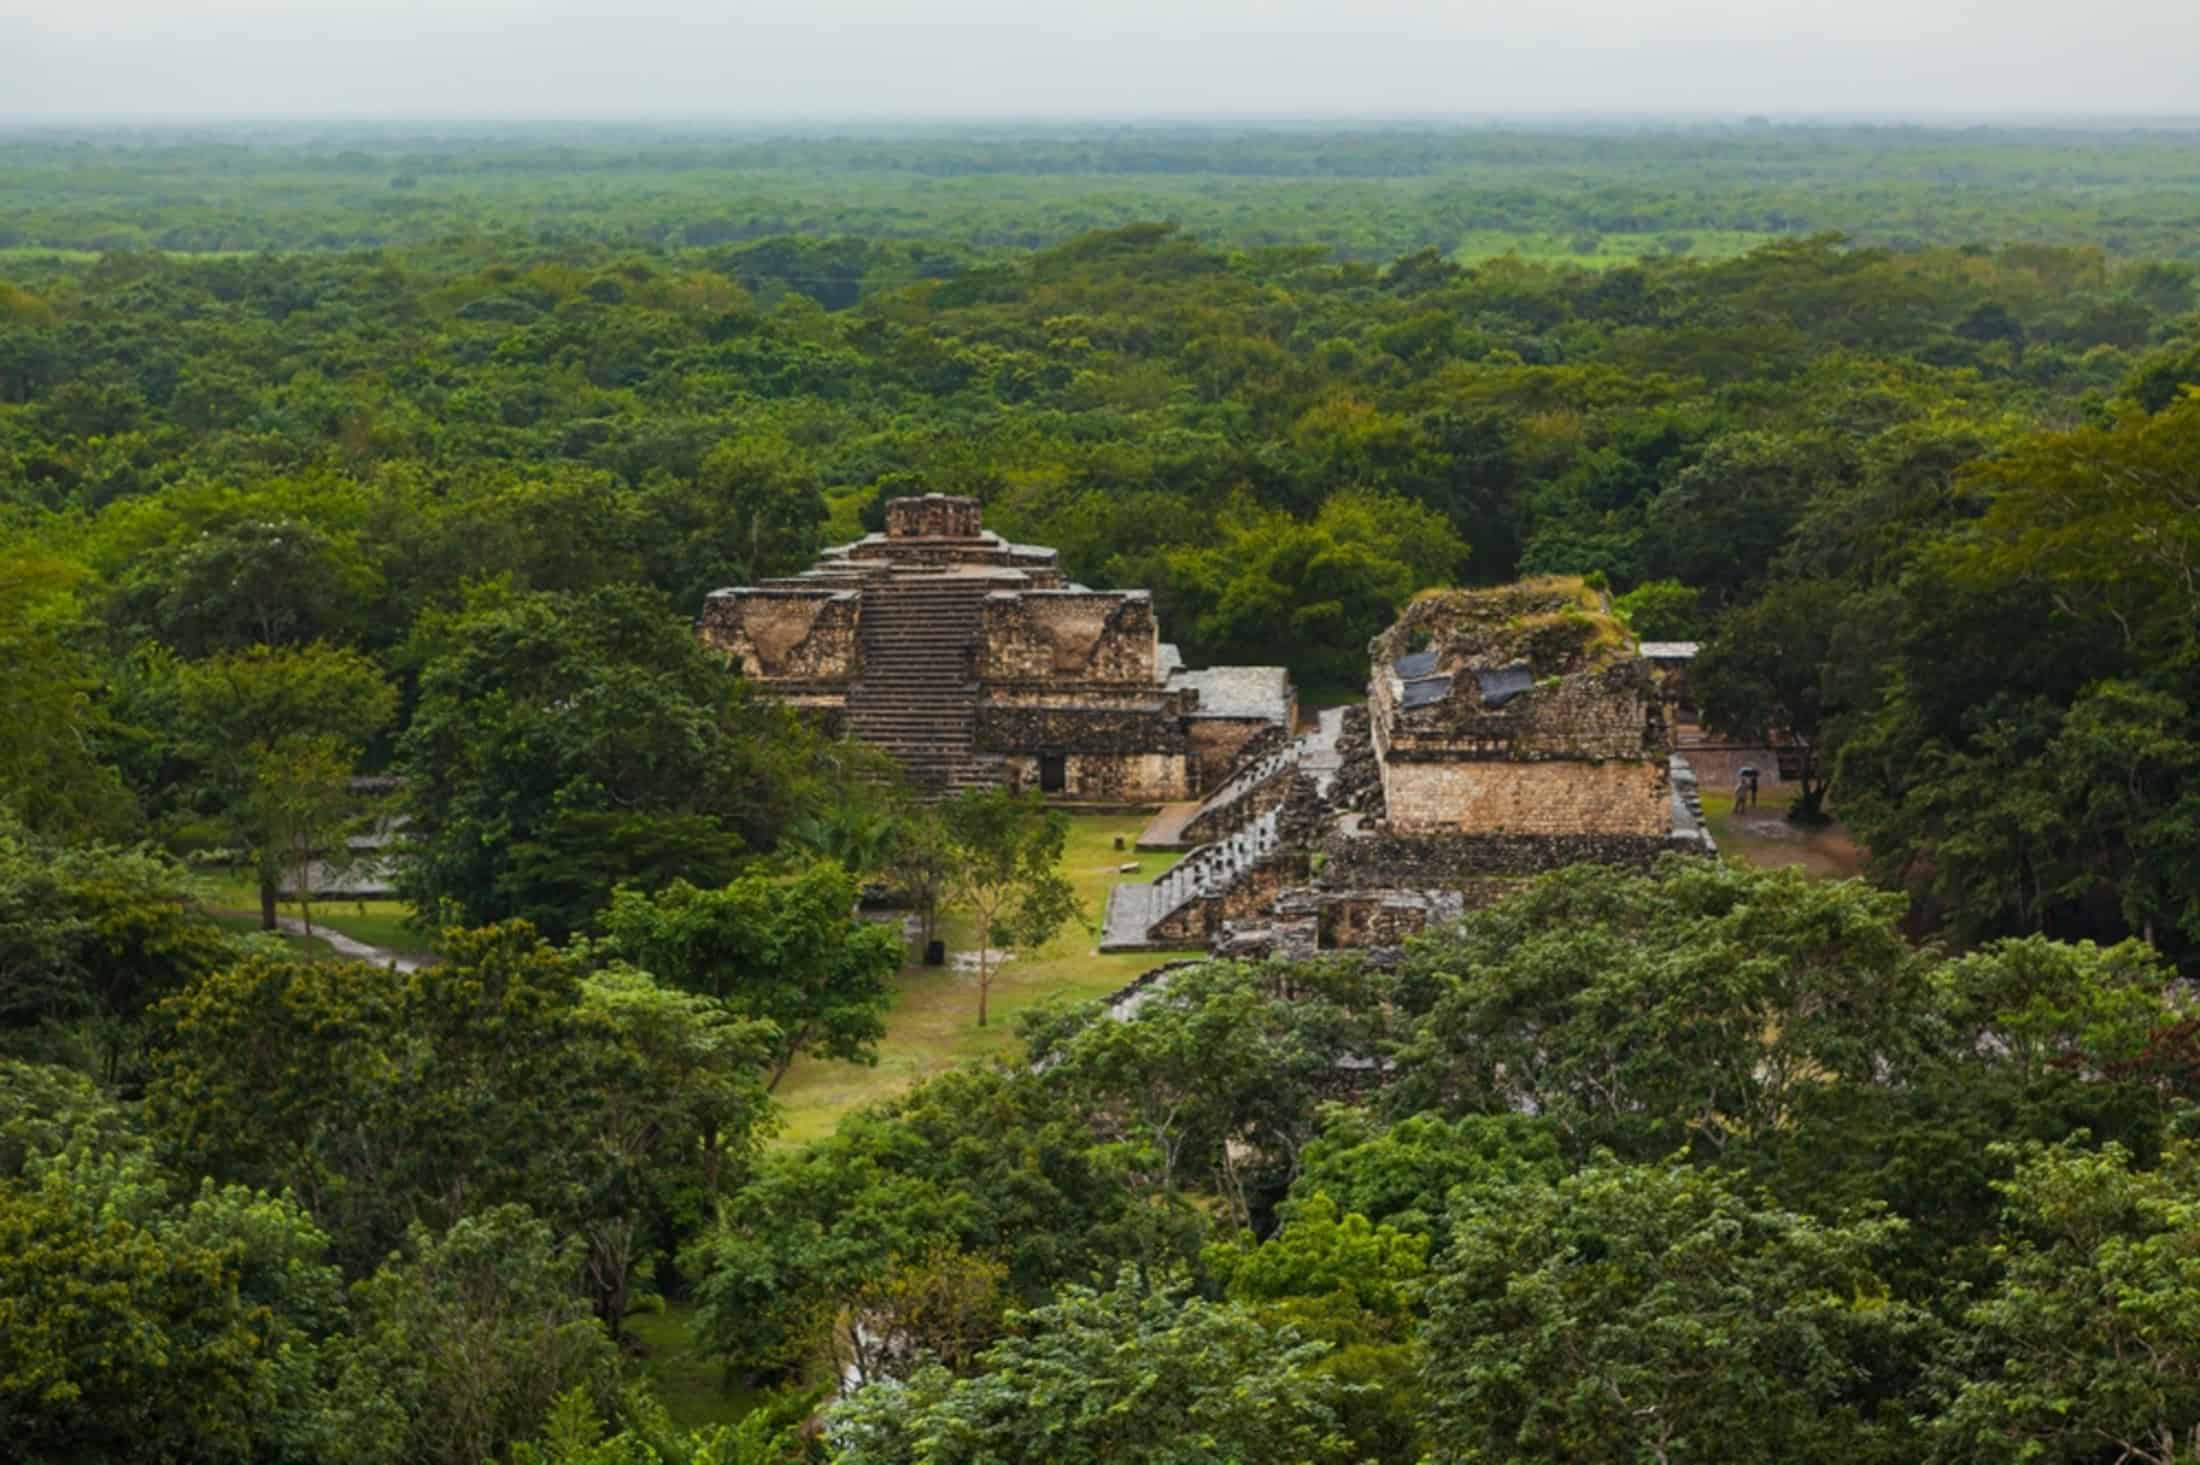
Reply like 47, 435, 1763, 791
6, 109, 2200, 131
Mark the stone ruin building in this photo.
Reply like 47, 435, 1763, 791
697, 494, 1293, 799
1101, 577, 1714, 958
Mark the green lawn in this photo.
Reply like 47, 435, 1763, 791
624, 1303, 762, 1432
196, 818, 1197, 1145
199, 874, 436, 959
300, 900, 433, 954
770, 812, 1200, 1146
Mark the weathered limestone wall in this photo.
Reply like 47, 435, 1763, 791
1679, 745, 1790, 794
1381, 757, 1669, 837
978, 592, 1159, 684
1321, 828, 1672, 887
998, 751, 1193, 802
700, 496, 1292, 807
976, 701, 1191, 755
698, 590, 860, 681
1379, 663, 1663, 764
1318, 896, 1442, 951
887, 494, 983, 539
834, 543, 1063, 582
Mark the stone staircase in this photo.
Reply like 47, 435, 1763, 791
1177, 741, 1302, 847
846, 575, 1003, 797
1100, 808, 1285, 951
1172, 706, 1348, 848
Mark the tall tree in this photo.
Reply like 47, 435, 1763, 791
829, 1277, 1356, 1465
0, 551, 134, 839
1024, 958, 1399, 1223
1423, 1159, 1926, 1465
1162, 492, 1468, 695
396, 586, 833, 939
1692, 578, 1849, 819
252, 732, 362, 947
1935, 1139, 2200, 1465
937, 788, 1081, 1028
333, 1206, 616, 1465
596, 862, 902, 1089
148, 923, 775, 1291
0, 1165, 276, 1465
175, 643, 395, 929
1389, 859, 1932, 1157
0, 821, 229, 1083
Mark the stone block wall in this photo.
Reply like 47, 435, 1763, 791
1679, 745, 1790, 794
1381, 756, 1669, 837
975, 701, 1191, 755
887, 494, 983, 539
698, 590, 860, 682
1313, 895, 1461, 951
1320, 828, 1674, 888
997, 751, 1193, 802
978, 592, 1159, 684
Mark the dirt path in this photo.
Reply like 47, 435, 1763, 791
274, 914, 431, 970
1715, 807, 1867, 879
216, 908, 432, 971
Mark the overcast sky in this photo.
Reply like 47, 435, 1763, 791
5, 0, 2196, 121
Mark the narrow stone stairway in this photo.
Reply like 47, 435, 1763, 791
846, 575, 1002, 797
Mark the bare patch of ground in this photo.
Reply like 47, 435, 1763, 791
1703, 790, 1867, 880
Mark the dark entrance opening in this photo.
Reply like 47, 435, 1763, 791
1038, 754, 1068, 794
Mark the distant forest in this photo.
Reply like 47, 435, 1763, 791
6, 122, 2200, 260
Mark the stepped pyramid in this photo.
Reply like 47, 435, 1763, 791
699, 495, 1292, 802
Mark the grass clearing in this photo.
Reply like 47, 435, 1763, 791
770, 812, 1201, 1146
198, 873, 435, 959
298, 900, 432, 954
194, 818, 1199, 1145
1703, 787, 1867, 880
624, 1302, 762, 1431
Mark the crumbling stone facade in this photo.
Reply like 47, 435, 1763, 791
1368, 580, 1671, 839
1379, 758, 1670, 839
699, 589, 861, 684
699, 495, 1291, 799
1101, 577, 1714, 954
979, 593, 1163, 683
888, 494, 983, 540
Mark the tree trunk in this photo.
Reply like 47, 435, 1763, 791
259, 871, 279, 932
976, 950, 990, 1028
1788, 746, 1830, 822
765, 1025, 811, 1091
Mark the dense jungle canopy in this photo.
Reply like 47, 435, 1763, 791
4, 122, 2200, 1462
